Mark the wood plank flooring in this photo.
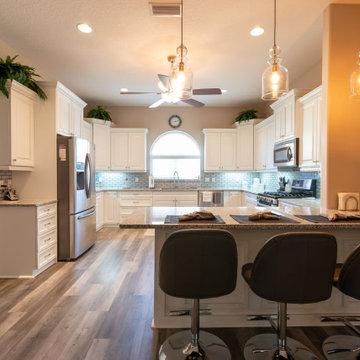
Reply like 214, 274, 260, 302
0, 228, 356, 359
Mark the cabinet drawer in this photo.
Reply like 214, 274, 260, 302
119, 192, 152, 199
119, 206, 136, 216
38, 214, 57, 234
119, 198, 152, 206
37, 244, 57, 269
38, 229, 57, 252
37, 203, 56, 218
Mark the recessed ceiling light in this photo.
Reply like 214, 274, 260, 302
77, 23, 92, 33
250, 26, 264, 36
120, 88, 129, 92
221, 89, 227, 93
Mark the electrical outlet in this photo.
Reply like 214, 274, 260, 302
205, 177, 209, 182
212, 178, 215, 182
135, 177, 139, 182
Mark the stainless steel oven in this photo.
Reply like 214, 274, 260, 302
273, 138, 299, 168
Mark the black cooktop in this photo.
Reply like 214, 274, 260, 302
259, 191, 313, 199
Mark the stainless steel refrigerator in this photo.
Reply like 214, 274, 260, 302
57, 135, 96, 260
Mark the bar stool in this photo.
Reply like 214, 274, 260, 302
242, 232, 337, 360
158, 229, 238, 360
322, 244, 360, 359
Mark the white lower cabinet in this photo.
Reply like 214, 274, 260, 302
104, 191, 119, 225
96, 192, 104, 231
224, 191, 243, 207
242, 192, 258, 207
119, 191, 153, 222
0, 202, 57, 277
152, 191, 198, 207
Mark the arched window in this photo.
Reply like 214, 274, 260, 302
151, 131, 200, 179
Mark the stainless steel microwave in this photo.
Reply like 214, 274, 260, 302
273, 138, 299, 168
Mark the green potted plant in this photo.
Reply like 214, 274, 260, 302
0, 55, 47, 99
86, 106, 112, 124
234, 108, 258, 125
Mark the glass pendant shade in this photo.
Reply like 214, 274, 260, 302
350, 51, 360, 100
262, 46, 289, 100
168, 45, 193, 100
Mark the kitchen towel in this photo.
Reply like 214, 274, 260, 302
179, 210, 215, 221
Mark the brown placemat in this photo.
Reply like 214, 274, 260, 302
164, 215, 225, 224
295, 215, 360, 223
230, 214, 299, 224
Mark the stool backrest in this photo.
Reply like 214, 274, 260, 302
249, 232, 337, 304
159, 229, 238, 299
337, 244, 360, 300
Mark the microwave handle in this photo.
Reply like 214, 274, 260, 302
287, 147, 293, 161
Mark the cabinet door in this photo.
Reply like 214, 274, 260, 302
254, 127, 266, 170
236, 124, 253, 170
96, 193, 104, 230
204, 133, 221, 171
153, 199, 175, 206
111, 132, 128, 170
224, 191, 242, 206
57, 92, 72, 135
274, 109, 282, 142
220, 132, 237, 170
81, 121, 93, 143
11, 91, 34, 166
71, 103, 83, 137
93, 123, 111, 170
104, 192, 119, 224
128, 132, 146, 171
265, 121, 275, 169
284, 101, 294, 138
301, 101, 316, 167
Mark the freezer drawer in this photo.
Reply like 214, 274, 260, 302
58, 207, 96, 260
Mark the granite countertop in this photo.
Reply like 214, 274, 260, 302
119, 206, 360, 229
278, 198, 321, 211
96, 188, 256, 193
0, 199, 57, 207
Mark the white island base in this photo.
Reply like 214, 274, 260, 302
120, 206, 360, 329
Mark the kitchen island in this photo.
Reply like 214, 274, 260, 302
120, 206, 360, 328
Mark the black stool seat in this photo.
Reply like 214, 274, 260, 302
159, 229, 238, 360
242, 232, 337, 360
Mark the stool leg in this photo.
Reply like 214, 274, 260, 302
278, 302, 287, 357
183, 299, 205, 357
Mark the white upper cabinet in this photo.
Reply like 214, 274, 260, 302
0, 80, 37, 170
254, 116, 276, 170
236, 120, 255, 170
92, 121, 111, 171
298, 86, 322, 170
55, 83, 86, 137
81, 120, 93, 143
203, 129, 237, 171
110, 129, 148, 171
270, 89, 310, 143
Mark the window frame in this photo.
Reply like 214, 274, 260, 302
150, 130, 201, 180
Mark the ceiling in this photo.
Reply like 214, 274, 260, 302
0, 0, 359, 107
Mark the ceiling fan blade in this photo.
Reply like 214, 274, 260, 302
192, 88, 222, 95
120, 91, 161, 95
181, 99, 205, 108
149, 98, 166, 108
158, 74, 169, 87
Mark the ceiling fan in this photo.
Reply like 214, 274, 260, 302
120, 56, 223, 108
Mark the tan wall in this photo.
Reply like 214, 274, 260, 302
291, 60, 322, 90
87, 105, 268, 159
321, 4, 360, 209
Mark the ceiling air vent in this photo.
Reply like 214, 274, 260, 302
149, 2, 181, 17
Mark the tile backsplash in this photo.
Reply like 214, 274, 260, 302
96, 170, 321, 198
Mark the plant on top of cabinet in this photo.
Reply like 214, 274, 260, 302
234, 108, 258, 124
0, 55, 47, 100
86, 106, 112, 123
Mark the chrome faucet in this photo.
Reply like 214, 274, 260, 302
173, 170, 179, 187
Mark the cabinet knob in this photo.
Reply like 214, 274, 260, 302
13, 159, 16, 162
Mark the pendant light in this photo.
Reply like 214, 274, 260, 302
168, 0, 193, 100
350, 51, 360, 99
262, 0, 289, 100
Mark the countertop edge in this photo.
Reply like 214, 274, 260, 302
0, 199, 57, 207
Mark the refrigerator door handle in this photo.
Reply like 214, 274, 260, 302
84, 152, 91, 199
78, 209, 96, 220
